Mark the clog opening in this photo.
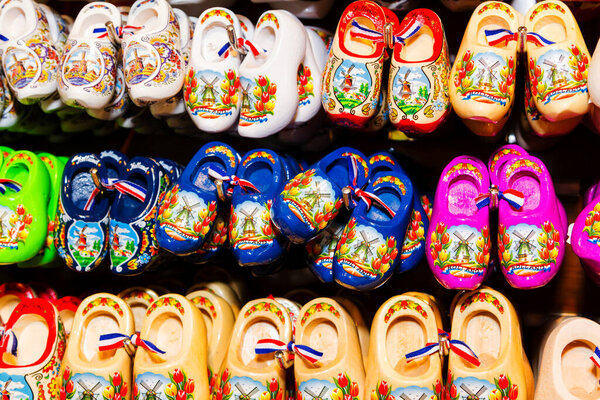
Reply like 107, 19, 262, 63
79, 13, 111, 37
344, 17, 377, 56
533, 16, 566, 44
366, 187, 401, 223
134, 8, 159, 31
400, 25, 434, 62
3, 314, 48, 366
201, 21, 229, 63
561, 339, 600, 398
146, 312, 183, 360
325, 159, 351, 187
386, 315, 429, 376
3, 162, 28, 188
71, 169, 96, 210
303, 318, 338, 365
0, 296, 20, 325
477, 16, 510, 47
117, 171, 149, 218
105, 163, 122, 180
508, 171, 540, 211
1, 7, 28, 39
59, 309, 75, 335
239, 317, 279, 367
462, 311, 500, 369
198, 308, 214, 342
194, 156, 227, 191
242, 25, 275, 69
448, 175, 479, 216
242, 160, 275, 193
81, 311, 120, 362
128, 301, 148, 333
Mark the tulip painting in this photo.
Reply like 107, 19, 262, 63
60, 367, 76, 400
297, 64, 314, 104
583, 203, 600, 245
454, 51, 515, 104
401, 210, 426, 260
184, 68, 241, 118
333, 374, 359, 400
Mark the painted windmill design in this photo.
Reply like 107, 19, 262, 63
400, 393, 427, 400
543, 55, 569, 86
241, 83, 251, 113
0, 211, 10, 239
9, 54, 27, 80
353, 230, 379, 264
303, 182, 330, 211
240, 207, 258, 236
513, 229, 536, 262
460, 384, 487, 400
476, 59, 499, 90
69, 52, 95, 76
304, 386, 329, 400
174, 195, 201, 226
77, 380, 102, 400
76, 226, 89, 252
398, 70, 412, 100
235, 383, 259, 400
452, 231, 475, 263
131, 48, 152, 72
200, 76, 219, 106
341, 64, 356, 93
1, 379, 12, 400
140, 380, 163, 400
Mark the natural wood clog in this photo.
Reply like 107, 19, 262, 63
334, 297, 370, 370
190, 282, 241, 317
0, 283, 35, 325
59, 293, 134, 400
118, 287, 160, 333
295, 298, 364, 400
134, 294, 209, 400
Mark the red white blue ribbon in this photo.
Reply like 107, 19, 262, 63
255, 338, 323, 364
218, 38, 267, 58
208, 168, 260, 194
405, 329, 480, 366
349, 19, 421, 48
0, 328, 17, 357
591, 346, 600, 368
98, 332, 165, 354
84, 177, 147, 211
475, 187, 524, 210
346, 156, 395, 217
526, 31, 555, 47
0, 179, 21, 194
0, 34, 8, 42
485, 28, 555, 47
93, 26, 110, 39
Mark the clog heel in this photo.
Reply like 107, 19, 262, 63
117, 287, 159, 333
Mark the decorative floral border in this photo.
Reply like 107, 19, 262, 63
190, 295, 217, 318
82, 297, 124, 317
459, 291, 505, 314
384, 298, 428, 322
147, 296, 185, 316
244, 301, 285, 324
300, 302, 340, 326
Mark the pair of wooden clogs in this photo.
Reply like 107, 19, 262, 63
450, 0, 590, 137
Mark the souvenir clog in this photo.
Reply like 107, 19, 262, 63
305, 27, 331, 71
59, 294, 134, 400
271, 148, 369, 244
155, 158, 183, 183
134, 295, 209, 400
122, 0, 184, 106
306, 219, 345, 283
237, 14, 254, 40
117, 287, 160, 333
0, 151, 50, 264
335, 297, 369, 370
388, 9, 451, 134
449, 288, 532, 400
364, 294, 443, 400
230, 149, 287, 266
185, 8, 243, 133
0, 282, 35, 325
295, 298, 365, 400
237, 11, 306, 138
0, 299, 66, 400
292, 26, 324, 127
57, 2, 121, 109
497, 155, 565, 289
321, 1, 386, 129
0, 0, 60, 104
186, 289, 235, 390
426, 156, 491, 290
99, 150, 128, 180
449, 2, 520, 136
189, 281, 241, 317
53, 296, 81, 337
218, 298, 292, 400
568, 192, 600, 284
156, 142, 239, 255
55, 153, 111, 272
38, 4, 70, 55
87, 58, 130, 121
589, 37, 600, 128
18, 152, 65, 268
333, 170, 413, 290
524, 0, 590, 122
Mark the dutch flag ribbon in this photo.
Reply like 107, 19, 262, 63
484, 28, 519, 46
84, 176, 147, 211
392, 19, 422, 47
526, 31, 555, 47
0, 34, 8, 42
346, 156, 395, 217
590, 346, 600, 368
98, 332, 165, 354
93, 27, 110, 39
0, 179, 22, 194
208, 168, 261, 194
475, 187, 525, 210
405, 329, 480, 367
218, 38, 267, 58
350, 19, 421, 48
0, 328, 18, 357
255, 338, 323, 364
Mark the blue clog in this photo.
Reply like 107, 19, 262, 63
184, 206, 230, 264
230, 149, 288, 266
156, 158, 183, 182
333, 170, 413, 290
55, 153, 111, 272
155, 142, 239, 255
109, 157, 165, 275
271, 147, 370, 244
305, 218, 345, 283
99, 150, 129, 180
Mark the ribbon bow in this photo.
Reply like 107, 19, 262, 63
218, 38, 267, 58
98, 332, 165, 355
208, 167, 260, 195
349, 20, 421, 49
346, 156, 396, 218
475, 186, 525, 210
0, 179, 21, 194
405, 329, 480, 366
0, 328, 18, 357
93, 25, 140, 40
85, 177, 147, 211
485, 27, 555, 47
255, 338, 323, 364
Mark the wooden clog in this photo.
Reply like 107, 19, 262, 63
334, 297, 370, 370
0, 283, 35, 325
117, 287, 160, 333
53, 296, 81, 338
217, 299, 292, 400
59, 294, 134, 400
365, 293, 443, 400
134, 295, 209, 400
449, 288, 532, 400
295, 298, 364, 400
190, 281, 242, 317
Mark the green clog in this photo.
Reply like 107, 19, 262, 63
0, 147, 14, 167
0, 151, 50, 264
18, 153, 65, 268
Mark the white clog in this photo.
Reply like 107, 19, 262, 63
237, 14, 254, 39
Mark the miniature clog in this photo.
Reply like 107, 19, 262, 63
57, 2, 121, 109
237, 11, 306, 138
335, 297, 370, 369
218, 298, 292, 400
271, 148, 369, 244
55, 153, 111, 272
134, 294, 209, 400
0, 299, 66, 400
426, 156, 491, 290
87, 59, 131, 121
0, 151, 50, 264
186, 289, 235, 391
117, 287, 160, 333
0, 282, 35, 325
449, 1, 520, 137
230, 149, 287, 267
53, 296, 81, 337
0, 0, 60, 104
185, 8, 243, 133
122, 0, 184, 106
365, 294, 443, 400
156, 142, 238, 254
449, 288, 532, 400
59, 294, 134, 400
306, 219, 345, 283
333, 171, 413, 290
388, 8, 451, 134
321, 1, 386, 129
524, 0, 590, 122
292, 25, 324, 127
497, 155, 565, 289
295, 298, 365, 400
